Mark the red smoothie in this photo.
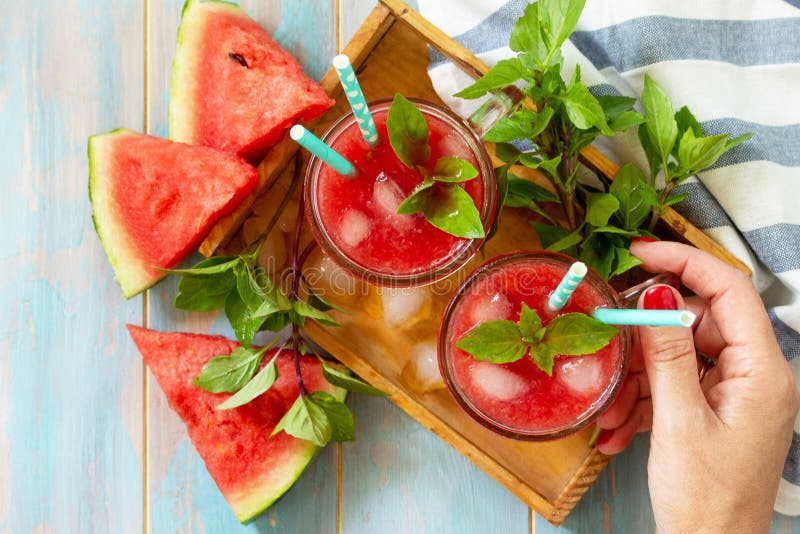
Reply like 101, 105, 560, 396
440, 252, 629, 440
306, 99, 495, 286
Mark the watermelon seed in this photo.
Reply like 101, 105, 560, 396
228, 52, 249, 68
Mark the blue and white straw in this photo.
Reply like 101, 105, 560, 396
592, 308, 696, 328
547, 262, 588, 311
332, 54, 379, 147
289, 125, 355, 177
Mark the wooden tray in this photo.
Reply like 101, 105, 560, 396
199, 1, 749, 525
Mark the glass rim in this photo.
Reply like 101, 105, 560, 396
303, 97, 497, 288
437, 250, 631, 441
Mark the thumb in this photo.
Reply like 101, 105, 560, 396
637, 284, 704, 426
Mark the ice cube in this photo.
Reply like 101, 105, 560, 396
555, 356, 603, 396
472, 361, 528, 401
372, 173, 414, 230
467, 293, 513, 330
400, 341, 444, 393
380, 286, 431, 327
338, 209, 371, 248
373, 173, 405, 213
437, 132, 474, 162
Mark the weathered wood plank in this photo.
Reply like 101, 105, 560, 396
341, 396, 529, 534
145, 0, 339, 531
339, 0, 377, 49
0, 1, 144, 532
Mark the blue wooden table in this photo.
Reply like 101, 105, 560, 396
3, 1, 798, 532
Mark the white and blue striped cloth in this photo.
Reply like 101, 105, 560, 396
418, 0, 800, 514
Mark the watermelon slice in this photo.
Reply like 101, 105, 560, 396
169, 0, 335, 163
127, 325, 346, 523
88, 129, 258, 298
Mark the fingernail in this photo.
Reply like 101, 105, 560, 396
643, 285, 678, 310
631, 236, 659, 244
595, 428, 614, 447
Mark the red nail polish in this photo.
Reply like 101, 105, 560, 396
632, 236, 659, 243
595, 428, 614, 447
643, 285, 678, 310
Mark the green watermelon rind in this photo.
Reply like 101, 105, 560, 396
88, 129, 162, 298
232, 384, 349, 524
168, 0, 246, 144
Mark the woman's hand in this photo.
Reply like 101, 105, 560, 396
595, 240, 799, 533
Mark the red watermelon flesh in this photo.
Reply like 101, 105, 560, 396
127, 325, 346, 523
169, 0, 335, 163
89, 129, 258, 298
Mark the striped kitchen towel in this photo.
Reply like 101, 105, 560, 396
417, 0, 800, 514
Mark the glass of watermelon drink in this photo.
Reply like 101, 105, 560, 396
304, 98, 497, 288
438, 251, 633, 441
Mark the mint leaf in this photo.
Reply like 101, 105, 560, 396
611, 247, 643, 277
494, 143, 521, 163
319, 358, 387, 396
585, 193, 620, 227
609, 110, 645, 132
272, 394, 332, 446
232, 262, 262, 309
559, 73, 612, 135
215, 355, 278, 410
456, 320, 526, 363
597, 95, 637, 121
531, 221, 571, 250
432, 157, 478, 182
518, 303, 542, 341
308, 391, 355, 442
509, 2, 546, 61
174, 269, 235, 311
538, 155, 562, 179
591, 226, 638, 236
454, 58, 525, 99
225, 290, 265, 348
422, 184, 484, 239
396, 180, 435, 214
580, 234, 615, 280
677, 129, 731, 174
673, 105, 703, 160
610, 163, 657, 230
161, 255, 239, 276
725, 132, 753, 151
542, 313, 618, 356
505, 175, 558, 205
483, 110, 536, 143
530, 344, 555, 376
546, 227, 583, 252
260, 311, 291, 333
539, 0, 586, 56
193, 345, 269, 393
386, 94, 431, 168
291, 300, 340, 327
642, 75, 678, 165
638, 124, 662, 181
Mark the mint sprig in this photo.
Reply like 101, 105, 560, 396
164, 153, 388, 447
455, 303, 618, 376
452, 0, 750, 279
386, 94, 485, 239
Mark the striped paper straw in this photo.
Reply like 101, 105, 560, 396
547, 262, 588, 311
290, 125, 355, 177
592, 308, 696, 328
332, 54, 379, 147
